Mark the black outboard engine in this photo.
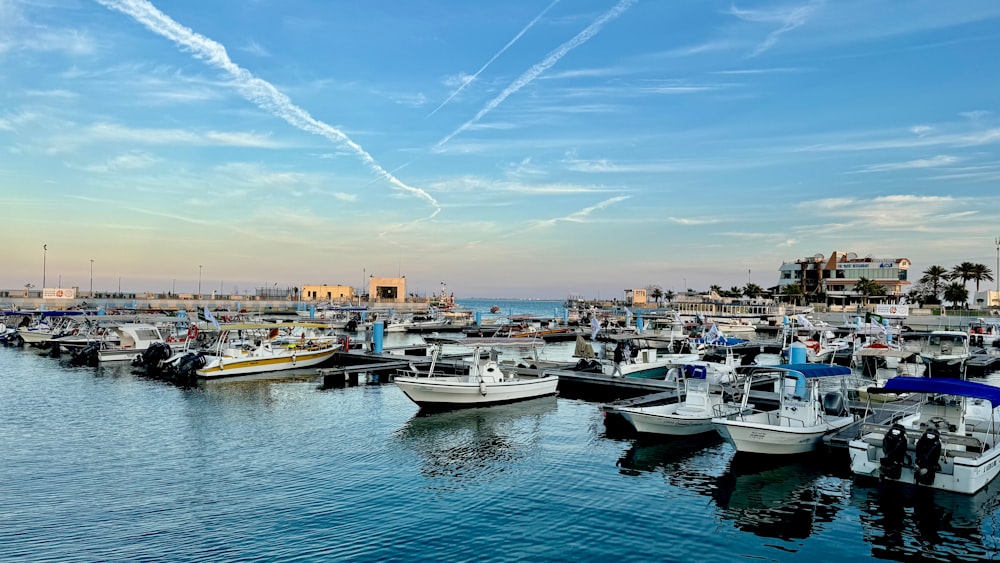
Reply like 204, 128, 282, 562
345, 319, 358, 332
164, 352, 206, 387
822, 392, 845, 416
914, 427, 943, 485
880, 423, 909, 480
135, 341, 173, 370
69, 342, 100, 367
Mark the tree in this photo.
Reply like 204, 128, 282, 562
728, 286, 743, 298
743, 283, 764, 299
647, 285, 663, 306
854, 277, 887, 306
970, 263, 995, 292
943, 281, 969, 308
709, 284, 723, 296
906, 280, 937, 307
949, 262, 976, 286
782, 282, 803, 305
663, 290, 675, 303
919, 265, 947, 304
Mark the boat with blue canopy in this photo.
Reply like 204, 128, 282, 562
848, 376, 1000, 494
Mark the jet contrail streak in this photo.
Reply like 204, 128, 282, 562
436, 0, 636, 148
426, 0, 560, 118
96, 0, 440, 216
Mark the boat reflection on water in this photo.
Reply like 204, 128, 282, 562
615, 435, 726, 497
394, 397, 557, 487
851, 475, 1000, 561
712, 452, 850, 540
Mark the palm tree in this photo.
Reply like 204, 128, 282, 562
943, 281, 969, 308
709, 284, 723, 297
782, 282, 803, 305
970, 263, 995, 292
663, 290, 675, 303
742, 283, 764, 300
920, 265, 948, 303
729, 286, 742, 298
648, 286, 663, 306
854, 277, 887, 306
949, 262, 977, 286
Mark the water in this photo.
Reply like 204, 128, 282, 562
3, 300, 1000, 562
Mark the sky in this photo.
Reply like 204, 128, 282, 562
2, 0, 1000, 300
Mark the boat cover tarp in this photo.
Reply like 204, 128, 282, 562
878, 376, 1000, 405
757, 363, 853, 378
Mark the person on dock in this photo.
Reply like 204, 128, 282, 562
612, 341, 625, 378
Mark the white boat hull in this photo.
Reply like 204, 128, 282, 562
713, 411, 855, 455
196, 346, 338, 378
849, 439, 1000, 495
394, 375, 559, 408
619, 404, 717, 436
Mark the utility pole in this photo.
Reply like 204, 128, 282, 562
42, 244, 47, 288
90, 259, 94, 294
198, 265, 203, 295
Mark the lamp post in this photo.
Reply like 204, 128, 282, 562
90, 259, 94, 295
198, 265, 203, 295
995, 236, 999, 294
42, 244, 47, 288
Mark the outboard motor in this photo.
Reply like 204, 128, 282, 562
135, 341, 173, 370
822, 392, 846, 416
69, 342, 100, 367
880, 423, 909, 480
914, 427, 943, 486
345, 319, 358, 332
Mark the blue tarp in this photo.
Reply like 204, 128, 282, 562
773, 363, 853, 378
881, 376, 1000, 405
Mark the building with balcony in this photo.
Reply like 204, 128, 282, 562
778, 251, 910, 305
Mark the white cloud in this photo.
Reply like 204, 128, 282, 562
241, 40, 270, 57
83, 151, 159, 173
854, 154, 961, 173
728, 1, 826, 57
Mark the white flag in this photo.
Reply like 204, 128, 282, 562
796, 314, 815, 331
204, 306, 220, 330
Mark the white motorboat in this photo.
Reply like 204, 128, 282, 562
393, 340, 558, 409
194, 323, 341, 378
899, 330, 971, 378
618, 362, 748, 436
95, 323, 171, 362
712, 364, 857, 455
848, 377, 1000, 495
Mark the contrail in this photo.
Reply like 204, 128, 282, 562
426, 0, 560, 118
436, 0, 636, 148
96, 0, 440, 216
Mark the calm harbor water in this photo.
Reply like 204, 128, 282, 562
2, 300, 1000, 562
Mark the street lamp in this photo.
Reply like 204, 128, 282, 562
42, 244, 47, 288
995, 236, 999, 294
90, 259, 94, 294
198, 265, 203, 295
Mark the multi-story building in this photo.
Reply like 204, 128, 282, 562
778, 251, 910, 304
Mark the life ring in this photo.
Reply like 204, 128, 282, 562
188, 325, 199, 340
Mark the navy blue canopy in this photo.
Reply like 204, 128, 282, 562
766, 363, 853, 378
880, 376, 1000, 405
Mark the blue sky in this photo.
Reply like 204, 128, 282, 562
2, 0, 1000, 299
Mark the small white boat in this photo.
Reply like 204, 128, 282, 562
194, 323, 341, 378
849, 377, 1000, 495
393, 340, 558, 409
96, 323, 170, 362
899, 330, 971, 378
618, 362, 748, 436
712, 364, 857, 455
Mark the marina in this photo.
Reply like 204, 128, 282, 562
4, 298, 1000, 562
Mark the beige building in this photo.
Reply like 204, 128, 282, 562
302, 284, 355, 302
368, 276, 406, 304
624, 288, 647, 306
